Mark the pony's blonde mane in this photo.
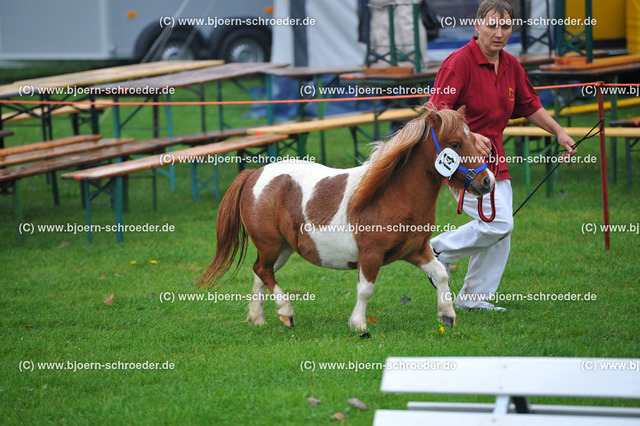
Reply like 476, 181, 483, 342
349, 106, 463, 212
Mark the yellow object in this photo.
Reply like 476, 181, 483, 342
565, 0, 625, 40
628, 0, 640, 54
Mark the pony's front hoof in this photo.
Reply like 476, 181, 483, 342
440, 315, 456, 328
348, 317, 368, 331
279, 314, 295, 327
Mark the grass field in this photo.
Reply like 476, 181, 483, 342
1, 76, 639, 424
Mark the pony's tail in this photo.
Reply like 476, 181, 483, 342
197, 169, 255, 288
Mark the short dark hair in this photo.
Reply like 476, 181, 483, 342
476, 0, 515, 21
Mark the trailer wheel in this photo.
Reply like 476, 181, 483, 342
148, 30, 201, 61
218, 27, 270, 63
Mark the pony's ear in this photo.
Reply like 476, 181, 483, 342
456, 105, 467, 116
425, 107, 442, 128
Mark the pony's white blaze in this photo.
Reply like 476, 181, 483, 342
253, 160, 364, 270
463, 124, 471, 138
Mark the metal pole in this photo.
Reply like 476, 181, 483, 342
596, 81, 610, 250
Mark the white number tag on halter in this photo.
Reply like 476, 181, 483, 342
435, 148, 461, 178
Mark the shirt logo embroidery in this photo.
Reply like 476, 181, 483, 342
509, 87, 515, 102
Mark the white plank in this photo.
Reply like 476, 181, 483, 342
380, 357, 640, 399
407, 402, 640, 417
373, 410, 640, 426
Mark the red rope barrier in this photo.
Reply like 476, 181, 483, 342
0, 81, 638, 107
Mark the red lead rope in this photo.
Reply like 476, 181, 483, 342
456, 141, 500, 222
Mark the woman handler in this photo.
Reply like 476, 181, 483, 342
429, 0, 576, 310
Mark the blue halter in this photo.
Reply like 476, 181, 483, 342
431, 127, 488, 189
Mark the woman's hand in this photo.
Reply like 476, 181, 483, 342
557, 131, 577, 160
471, 132, 492, 157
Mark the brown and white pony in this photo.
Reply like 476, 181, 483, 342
198, 105, 494, 329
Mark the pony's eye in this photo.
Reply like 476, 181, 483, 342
451, 142, 461, 149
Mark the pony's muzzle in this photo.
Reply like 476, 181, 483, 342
481, 175, 494, 192
469, 170, 495, 196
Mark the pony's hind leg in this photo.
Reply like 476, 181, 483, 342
246, 247, 293, 326
247, 274, 268, 326
251, 246, 295, 327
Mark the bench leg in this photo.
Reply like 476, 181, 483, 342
267, 143, 278, 159
123, 175, 129, 214
82, 181, 93, 244
493, 395, 510, 414
349, 126, 371, 166
545, 137, 553, 197
13, 181, 23, 246
297, 133, 308, 158
191, 163, 199, 201
79, 179, 86, 208
71, 113, 80, 135
89, 94, 100, 134
512, 396, 531, 413
213, 164, 220, 200
50, 171, 60, 206
190, 161, 220, 201
115, 176, 124, 243
626, 138, 633, 188
152, 168, 158, 212
611, 137, 618, 184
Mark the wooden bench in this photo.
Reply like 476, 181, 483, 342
0, 129, 252, 186
1, 135, 107, 206
1, 101, 115, 137
506, 97, 640, 127
374, 357, 640, 425
1, 101, 114, 124
248, 108, 421, 163
0, 130, 255, 245
0, 134, 102, 157
60, 134, 288, 243
559, 97, 640, 121
609, 117, 640, 187
0, 136, 136, 167
503, 126, 640, 191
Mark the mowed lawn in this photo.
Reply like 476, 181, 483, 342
1, 77, 639, 424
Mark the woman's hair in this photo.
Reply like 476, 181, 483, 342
476, 0, 515, 21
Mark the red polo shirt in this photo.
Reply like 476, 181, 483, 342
430, 37, 542, 180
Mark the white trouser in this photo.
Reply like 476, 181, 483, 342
430, 180, 514, 308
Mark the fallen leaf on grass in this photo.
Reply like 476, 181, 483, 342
25, 323, 34, 330
98, 274, 105, 280
347, 397, 369, 410
307, 397, 322, 406
366, 316, 377, 324
104, 294, 114, 305
331, 412, 345, 421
